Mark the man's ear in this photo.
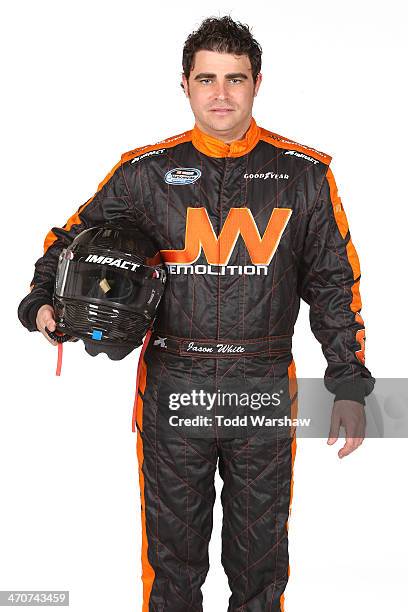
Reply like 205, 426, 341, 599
181, 73, 190, 97
254, 72, 262, 96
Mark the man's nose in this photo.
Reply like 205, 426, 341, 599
214, 81, 228, 100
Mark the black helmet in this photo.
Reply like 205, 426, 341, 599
53, 225, 166, 359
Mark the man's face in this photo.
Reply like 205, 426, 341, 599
182, 49, 262, 140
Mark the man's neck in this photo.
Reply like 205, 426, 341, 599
195, 116, 252, 144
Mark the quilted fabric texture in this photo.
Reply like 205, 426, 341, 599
18, 116, 375, 610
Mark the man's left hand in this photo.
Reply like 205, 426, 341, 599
327, 400, 366, 458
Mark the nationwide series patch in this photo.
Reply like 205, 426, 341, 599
164, 167, 201, 185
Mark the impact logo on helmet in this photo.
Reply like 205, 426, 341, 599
85, 254, 141, 272
164, 167, 201, 185
161, 207, 292, 276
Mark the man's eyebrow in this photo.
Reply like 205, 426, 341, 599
193, 72, 249, 80
224, 73, 248, 79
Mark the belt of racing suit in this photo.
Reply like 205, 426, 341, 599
149, 331, 292, 358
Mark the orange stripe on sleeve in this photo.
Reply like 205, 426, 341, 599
346, 239, 361, 280
350, 279, 363, 312
326, 167, 349, 239
326, 166, 362, 298
42, 158, 124, 254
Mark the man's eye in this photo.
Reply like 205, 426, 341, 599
230, 79, 243, 84
200, 79, 212, 84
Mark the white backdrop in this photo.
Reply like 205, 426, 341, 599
1, 1, 407, 610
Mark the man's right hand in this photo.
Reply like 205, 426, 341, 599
36, 304, 58, 345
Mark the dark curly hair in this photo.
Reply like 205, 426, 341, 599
182, 15, 262, 87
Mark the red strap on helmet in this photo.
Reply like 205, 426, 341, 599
132, 329, 152, 433
44, 327, 71, 376
56, 341, 63, 376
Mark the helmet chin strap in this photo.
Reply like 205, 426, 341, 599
45, 327, 72, 376
45, 327, 72, 343
56, 342, 63, 376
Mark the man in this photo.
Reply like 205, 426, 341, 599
18, 15, 375, 612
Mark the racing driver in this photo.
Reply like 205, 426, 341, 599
18, 15, 375, 612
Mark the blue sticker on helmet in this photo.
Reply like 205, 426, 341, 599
92, 330, 103, 340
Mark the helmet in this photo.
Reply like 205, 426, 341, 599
53, 225, 166, 359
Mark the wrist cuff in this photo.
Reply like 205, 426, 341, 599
18, 295, 53, 332
334, 380, 366, 405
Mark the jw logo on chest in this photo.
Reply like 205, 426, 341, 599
161, 207, 292, 267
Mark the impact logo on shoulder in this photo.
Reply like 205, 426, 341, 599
131, 149, 165, 164
165, 167, 202, 185
284, 150, 319, 165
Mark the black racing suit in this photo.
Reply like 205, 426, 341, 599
18, 116, 375, 611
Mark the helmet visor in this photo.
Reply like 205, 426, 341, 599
55, 254, 164, 312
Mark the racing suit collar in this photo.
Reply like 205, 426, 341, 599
191, 116, 261, 158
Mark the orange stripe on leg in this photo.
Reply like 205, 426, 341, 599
135, 357, 155, 611
280, 359, 298, 611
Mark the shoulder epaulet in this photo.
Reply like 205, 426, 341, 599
259, 126, 332, 165
121, 129, 192, 164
